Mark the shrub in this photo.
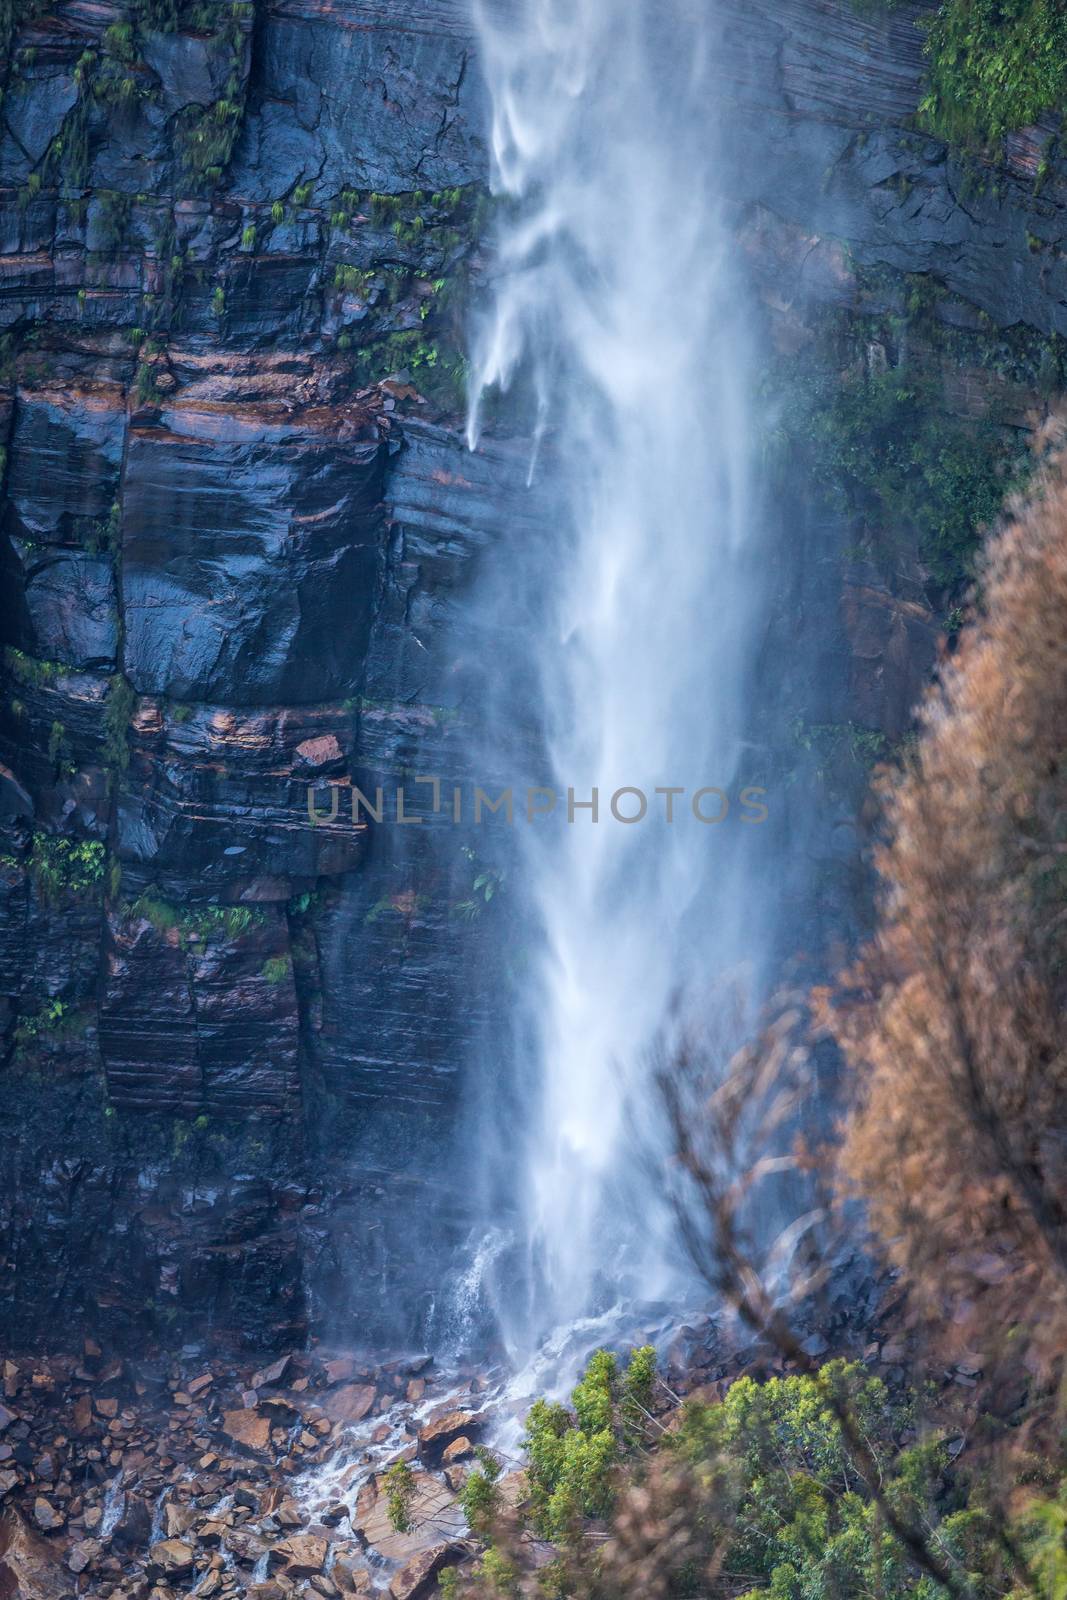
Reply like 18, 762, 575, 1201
918, 0, 1067, 148
834, 425, 1067, 1371
29, 835, 106, 902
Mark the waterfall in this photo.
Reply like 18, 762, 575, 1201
467, 0, 770, 1352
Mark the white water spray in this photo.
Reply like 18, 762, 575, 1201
468, 0, 769, 1347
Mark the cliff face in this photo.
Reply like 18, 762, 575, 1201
0, 0, 1063, 1351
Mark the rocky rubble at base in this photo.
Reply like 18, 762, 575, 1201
0, 1342, 493, 1600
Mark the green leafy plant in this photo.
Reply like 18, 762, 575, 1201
29, 835, 106, 902
385, 1460, 416, 1534
918, 0, 1067, 148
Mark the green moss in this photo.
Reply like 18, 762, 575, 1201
261, 954, 291, 984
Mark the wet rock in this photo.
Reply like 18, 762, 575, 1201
252, 1355, 293, 1390
324, 1384, 376, 1425
147, 1537, 195, 1577
272, 1532, 329, 1576
221, 1409, 272, 1453
67, 1537, 102, 1573
0, 1508, 70, 1600
353, 1471, 456, 1564
163, 1502, 195, 1539
388, 1542, 464, 1600
111, 1491, 152, 1546
441, 1436, 474, 1465
417, 1410, 481, 1465
31, 1496, 61, 1531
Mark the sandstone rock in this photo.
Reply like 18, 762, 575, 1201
441, 1436, 474, 1465
0, 1508, 70, 1600
164, 1501, 196, 1539
252, 1355, 293, 1390
322, 1359, 356, 1386
272, 1532, 329, 1576
148, 1537, 196, 1577
417, 1410, 481, 1464
222, 1409, 272, 1452
275, 1497, 303, 1529
224, 1526, 272, 1564
353, 1471, 456, 1564
67, 1537, 102, 1574
389, 1542, 463, 1600
111, 1492, 152, 1546
32, 1497, 62, 1532
0, 1472, 17, 1497
0, 1405, 15, 1431
324, 1384, 376, 1425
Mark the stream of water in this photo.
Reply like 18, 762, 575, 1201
466, 0, 770, 1353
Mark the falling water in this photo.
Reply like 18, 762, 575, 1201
467, 0, 770, 1348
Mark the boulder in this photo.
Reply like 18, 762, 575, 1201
67, 1538, 102, 1574
353, 1471, 456, 1564
147, 1537, 196, 1577
222, 1408, 272, 1453
111, 1491, 152, 1546
0, 1509, 72, 1599
441, 1436, 474, 1465
252, 1354, 293, 1390
324, 1383, 377, 1425
389, 1542, 464, 1600
31, 1498, 61, 1532
272, 1532, 329, 1576
417, 1410, 482, 1465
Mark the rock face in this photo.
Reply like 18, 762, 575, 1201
1, 0, 1065, 1349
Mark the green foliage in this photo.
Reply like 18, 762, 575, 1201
104, 673, 136, 773
385, 1461, 416, 1534
461, 1450, 503, 1539
29, 835, 106, 902
4, 648, 63, 687
524, 1346, 659, 1541
664, 1364, 1003, 1600
470, 1547, 519, 1597
260, 955, 291, 984
129, 894, 265, 944
918, 0, 1067, 148
333, 263, 375, 296
13, 996, 75, 1045
97, 190, 131, 252
781, 365, 1018, 595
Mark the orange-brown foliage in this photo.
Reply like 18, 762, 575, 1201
835, 426, 1067, 1370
